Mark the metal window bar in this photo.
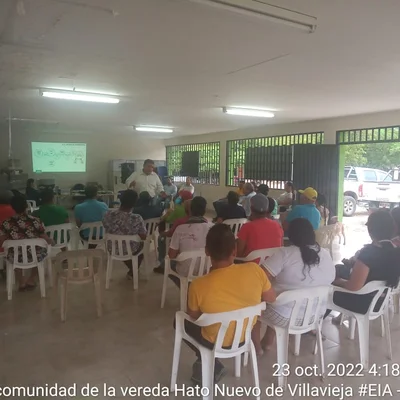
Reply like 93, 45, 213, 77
166, 142, 220, 185
226, 132, 324, 188
336, 126, 400, 145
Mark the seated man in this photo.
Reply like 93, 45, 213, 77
103, 190, 147, 280
239, 183, 256, 217
216, 191, 246, 222
185, 224, 276, 384
33, 189, 69, 226
168, 196, 213, 285
258, 184, 278, 217
237, 194, 283, 258
236, 180, 245, 196
74, 185, 108, 240
133, 191, 163, 220
153, 199, 192, 274
283, 187, 321, 231
0, 194, 53, 291
163, 177, 178, 208
162, 190, 193, 224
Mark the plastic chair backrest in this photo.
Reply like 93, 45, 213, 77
274, 286, 331, 334
105, 234, 142, 260
144, 218, 160, 236
240, 247, 281, 265
46, 223, 73, 249
175, 249, 211, 279
355, 280, 392, 318
55, 249, 105, 281
3, 238, 48, 266
194, 302, 266, 355
223, 218, 247, 237
27, 200, 37, 212
79, 222, 104, 245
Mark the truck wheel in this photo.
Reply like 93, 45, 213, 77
343, 196, 356, 217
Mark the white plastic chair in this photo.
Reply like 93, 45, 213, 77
161, 249, 211, 311
46, 223, 73, 253
3, 238, 50, 300
55, 249, 105, 322
328, 281, 392, 369
143, 217, 160, 265
27, 200, 39, 213
262, 286, 331, 389
79, 222, 105, 249
105, 234, 144, 290
223, 218, 247, 238
235, 247, 281, 265
171, 303, 266, 400
0, 251, 4, 272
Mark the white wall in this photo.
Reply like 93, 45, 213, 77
165, 109, 400, 206
0, 128, 165, 190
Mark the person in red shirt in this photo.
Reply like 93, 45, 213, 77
0, 191, 16, 256
236, 194, 283, 258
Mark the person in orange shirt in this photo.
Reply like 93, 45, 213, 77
186, 224, 276, 385
0, 191, 16, 258
236, 180, 245, 196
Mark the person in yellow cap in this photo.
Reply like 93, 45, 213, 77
283, 187, 321, 231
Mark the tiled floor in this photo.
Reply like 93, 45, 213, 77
1, 254, 400, 400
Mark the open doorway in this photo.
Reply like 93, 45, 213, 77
338, 126, 400, 258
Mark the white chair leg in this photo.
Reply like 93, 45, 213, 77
47, 258, 53, 288
294, 334, 301, 356
356, 316, 370, 370
243, 352, 249, 367
393, 294, 400, 314
349, 317, 356, 340
275, 327, 289, 389
6, 264, 13, 300
94, 274, 103, 317
38, 263, 46, 298
234, 355, 241, 378
170, 334, 183, 391
316, 323, 326, 378
200, 349, 214, 400
105, 256, 112, 289
384, 309, 393, 360
132, 257, 139, 290
180, 279, 188, 312
249, 343, 261, 400
161, 267, 169, 308
380, 314, 385, 338
60, 277, 67, 322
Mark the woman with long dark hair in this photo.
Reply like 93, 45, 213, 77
252, 218, 335, 355
330, 210, 400, 315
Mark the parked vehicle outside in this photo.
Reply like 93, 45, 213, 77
343, 166, 391, 216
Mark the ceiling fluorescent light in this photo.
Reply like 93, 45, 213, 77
187, 0, 317, 32
40, 89, 120, 104
135, 126, 173, 133
223, 107, 275, 118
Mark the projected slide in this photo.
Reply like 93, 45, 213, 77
31, 142, 87, 173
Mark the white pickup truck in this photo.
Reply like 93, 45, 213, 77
343, 166, 392, 216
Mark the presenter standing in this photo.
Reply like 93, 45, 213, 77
125, 159, 165, 200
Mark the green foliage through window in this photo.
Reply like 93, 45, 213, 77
166, 142, 220, 185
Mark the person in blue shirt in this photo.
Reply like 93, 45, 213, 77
283, 187, 321, 231
74, 185, 108, 239
133, 191, 163, 221
162, 177, 178, 208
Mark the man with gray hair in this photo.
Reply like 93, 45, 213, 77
239, 182, 256, 217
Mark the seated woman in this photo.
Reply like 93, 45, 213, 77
216, 191, 246, 223
252, 218, 335, 355
277, 181, 295, 211
0, 194, 53, 291
329, 210, 400, 316
316, 193, 330, 226
391, 207, 400, 246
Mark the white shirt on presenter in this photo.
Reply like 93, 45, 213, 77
125, 159, 165, 198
